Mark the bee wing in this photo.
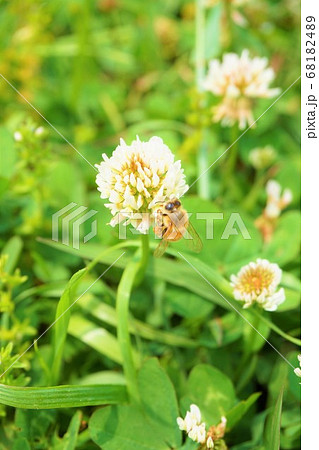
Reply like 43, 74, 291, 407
183, 221, 203, 253
154, 239, 170, 258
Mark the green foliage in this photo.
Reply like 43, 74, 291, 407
181, 364, 236, 424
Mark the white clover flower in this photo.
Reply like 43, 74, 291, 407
14, 131, 23, 142
294, 354, 301, 378
95, 136, 188, 233
189, 423, 207, 444
206, 436, 214, 448
203, 50, 280, 129
265, 180, 293, 219
230, 258, 286, 311
177, 404, 206, 444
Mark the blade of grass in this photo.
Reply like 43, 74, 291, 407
52, 268, 88, 384
0, 383, 128, 409
77, 295, 197, 348
68, 314, 133, 365
263, 387, 284, 450
38, 239, 230, 309
2, 236, 23, 274
58, 410, 82, 449
251, 310, 301, 346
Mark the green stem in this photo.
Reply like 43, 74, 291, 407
116, 234, 149, 403
222, 0, 232, 49
251, 310, 301, 347
195, 0, 210, 199
223, 126, 239, 196
135, 233, 149, 286
195, 0, 205, 89
242, 171, 268, 211
235, 313, 261, 380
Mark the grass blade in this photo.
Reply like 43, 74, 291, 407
0, 383, 128, 409
263, 387, 284, 450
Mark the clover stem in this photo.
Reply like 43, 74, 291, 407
116, 234, 149, 403
195, 0, 210, 200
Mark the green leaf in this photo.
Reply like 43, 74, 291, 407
0, 127, 16, 178
263, 388, 283, 450
78, 371, 126, 386
205, 3, 222, 59
263, 212, 301, 266
276, 272, 301, 312
14, 408, 56, 442
242, 311, 270, 353
138, 358, 181, 448
182, 364, 236, 425
0, 384, 128, 409
78, 294, 197, 348
68, 314, 126, 364
2, 236, 23, 274
89, 404, 168, 450
164, 288, 214, 318
52, 410, 82, 450
227, 392, 261, 429
12, 437, 31, 450
251, 310, 301, 346
52, 268, 88, 384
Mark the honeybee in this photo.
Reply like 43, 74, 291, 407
153, 198, 202, 257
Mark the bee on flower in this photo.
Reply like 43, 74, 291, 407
255, 180, 293, 242
230, 258, 286, 311
203, 50, 280, 129
95, 136, 188, 234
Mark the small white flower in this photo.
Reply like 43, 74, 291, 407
95, 136, 188, 233
265, 180, 293, 219
230, 259, 286, 311
282, 188, 293, 207
220, 416, 227, 428
294, 354, 301, 378
206, 436, 214, 448
177, 404, 206, 444
34, 126, 44, 136
189, 423, 207, 444
14, 131, 23, 142
266, 180, 281, 200
264, 202, 281, 219
203, 50, 280, 129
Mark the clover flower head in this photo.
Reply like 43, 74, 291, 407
265, 180, 293, 219
95, 136, 188, 233
203, 50, 280, 129
294, 354, 301, 378
177, 404, 206, 444
230, 258, 286, 311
